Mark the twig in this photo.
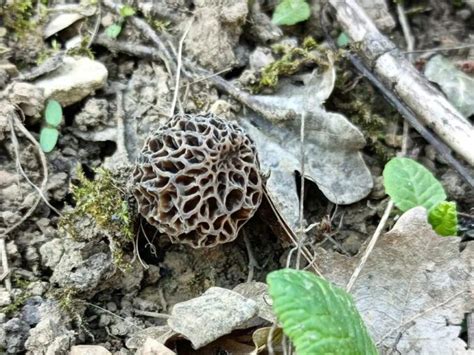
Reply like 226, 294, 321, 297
346, 200, 394, 292
1, 108, 51, 240
133, 309, 170, 319
243, 231, 260, 283
295, 111, 306, 270
396, 3, 415, 61
0, 240, 10, 291
15, 53, 65, 81
402, 43, 474, 54
170, 19, 193, 117
114, 89, 129, 163
468, 313, 474, 350
102, 0, 177, 76
321, 6, 474, 187
376, 290, 468, 345
81, 301, 143, 330
86, 3, 102, 49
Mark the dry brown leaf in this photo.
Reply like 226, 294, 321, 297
315, 207, 473, 354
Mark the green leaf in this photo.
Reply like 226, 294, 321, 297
40, 127, 59, 153
272, 0, 311, 26
119, 5, 135, 18
428, 201, 458, 236
383, 157, 446, 212
105, 23, 122, 39
337, 32, 350, 47
44, 99, 62, 127
267, 269, 378, 355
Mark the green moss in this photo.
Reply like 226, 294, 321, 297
250, 37, 330, 93
66, 35, 95, 59
3, 0, 36, 37
0, 277, 31, 316
330, 60, 400, 163
59, 167, 134, 269
147, 17, 171, 33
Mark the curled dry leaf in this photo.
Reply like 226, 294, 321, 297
239, 60, 372, 229
314, 207, 473, 354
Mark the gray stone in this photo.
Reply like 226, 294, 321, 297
168, 287, 258, 349
34, 56, 108, 106
24, 300, 74, 354
0, 288, 11, 307
20, 296, 43, 326
249, 47, 274, 70
2, 318, 30, 353
39, 238, 65, 268
70, 345, 112, 355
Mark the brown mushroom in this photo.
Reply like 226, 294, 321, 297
131, 113, 263, 248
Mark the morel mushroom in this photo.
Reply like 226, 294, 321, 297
131, 114, 263, 248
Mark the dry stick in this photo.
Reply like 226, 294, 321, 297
101, 0, 177, 76
346, 200, 393, 292
329, 0, 474, 167
346, 2, 413, 293
170, 19, 193, 117
295, 111, 306, 270
402, 43, 474, 54
86, 3, 102, 49
323, 9, 474, 186
376, 290, 468, 346
468, 313, 474, 350
0, 108, 50, 290
133, 309, 170, 319
396, 3, 415, 62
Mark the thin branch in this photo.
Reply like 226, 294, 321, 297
346, 200, 394, 292
86, 3, 102, 49
396, 3, 415, 61
402, 43, 474, 54
102, 0, 177, 76
133, 309, 170, 319
296, 111, 306, 270
170, 19, 193, 117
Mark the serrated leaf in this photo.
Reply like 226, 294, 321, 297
44, 99, 62, 127
272, 0, 311, 26
120, 5, 135, 18
105, 23, 122, 39
40, 127, 59, 153
428, 201, 458, 236
383, 157, 446, 212
267, 269, 377, 355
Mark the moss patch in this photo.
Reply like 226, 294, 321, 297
60, 167, 134, 269
250, 37, 331, 93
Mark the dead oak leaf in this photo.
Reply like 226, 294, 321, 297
315, 207, 473, 354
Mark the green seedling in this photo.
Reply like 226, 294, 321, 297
105, 5, 135, 39
267, 269, 378, 355
383, 157, 458, 236
272, 0, 311, 26
40, 99, 62, 153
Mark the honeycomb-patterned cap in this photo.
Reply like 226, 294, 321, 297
131, 114, 263, 248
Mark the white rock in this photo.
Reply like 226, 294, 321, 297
34, 56, 108, 106
70, 345, 112, 355
44, 13, 84, 38
137, 338, 176, 355
0, 288, 11, 307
